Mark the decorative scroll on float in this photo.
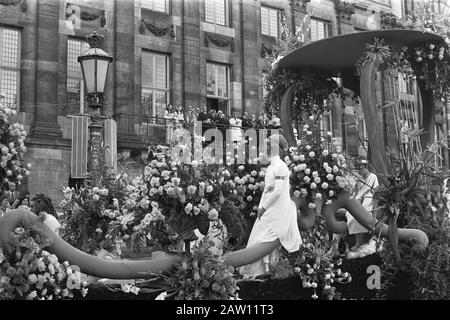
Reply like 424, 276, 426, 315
0, 209, 181, 279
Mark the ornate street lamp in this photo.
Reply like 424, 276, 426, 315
78, 31, 113, 184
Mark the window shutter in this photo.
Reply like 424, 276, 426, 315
71, 116, 89, 178
104, 118, 117, 173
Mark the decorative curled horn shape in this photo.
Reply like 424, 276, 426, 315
0, 209, 181, 279
321, 193, 429, 250
279, 85, 297, 147
291, 196, 316, 231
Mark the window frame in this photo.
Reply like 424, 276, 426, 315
205, 0, 230, 27
140, 0, 170, 14
310, 17, 332, 41
206, 61, 231, 115
0, 26, 21, 110
260, 5, 281, 38
67, 37, 89, 114
141, 50, 171, 123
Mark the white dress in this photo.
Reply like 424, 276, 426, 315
346, 172, 379, 234
240, 156, 302, 277
43, 213, 61, 235
229, 118, 242, 142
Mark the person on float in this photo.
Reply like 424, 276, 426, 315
30, 194, 61, 235
345, 161, 379, 258
240, 134, 302, 278
0, 193, 11, 217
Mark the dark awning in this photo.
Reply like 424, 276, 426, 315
278, 29, 444, 77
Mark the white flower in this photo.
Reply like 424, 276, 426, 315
333, 166, 339, 173
326, 167, 333, 174
329, 190, 335, 197
309, 151, 315, 158
303, 176, 311, 183
93, 194, 100, 201
184, 203, 193, 214
315, 193, 322, 200
314, 177, 321, 184
322, 150, 329, 156
293, 190, 301, 198
310, 182, 317, 189
305, 168, 311, 175
312, 171, 318, 178
206, 185, 213, 193
207, 209, 219, 220
299, 155, 305, 161
247, 195, 253, 202
300, 188, 308, 196
322, 182, 329, 189
305, 145, 311, 151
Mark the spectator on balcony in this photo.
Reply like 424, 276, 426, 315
241, 111, 251, 129
164, 105, 174, 142
197, 105, 208, 122
257, 115, 266, 129
229, 112, 242, 146
251, 114, 257, 128
175, 105, 184, 123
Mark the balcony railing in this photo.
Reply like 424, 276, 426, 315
113, 113, 281, 149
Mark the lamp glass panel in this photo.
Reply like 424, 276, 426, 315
96, 59, 110, 93
80, 58, 96, 93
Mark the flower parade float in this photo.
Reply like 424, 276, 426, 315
274, 29, 450, 251
2, 26, 450, 299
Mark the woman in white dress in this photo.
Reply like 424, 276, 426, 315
229, 112, 242, 146
30, 194, 61, 235
240, 134, 302, 278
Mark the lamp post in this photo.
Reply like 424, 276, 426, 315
78, 31, 113, 185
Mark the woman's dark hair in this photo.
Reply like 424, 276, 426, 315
31, 194, 57, 218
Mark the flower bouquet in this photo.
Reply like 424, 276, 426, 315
0, 95, 31, 190
0, 225, 88, 300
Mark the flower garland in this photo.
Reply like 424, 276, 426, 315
356, 37, 450, 100
204, 32, 235, 52
139, 19, 175, 39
